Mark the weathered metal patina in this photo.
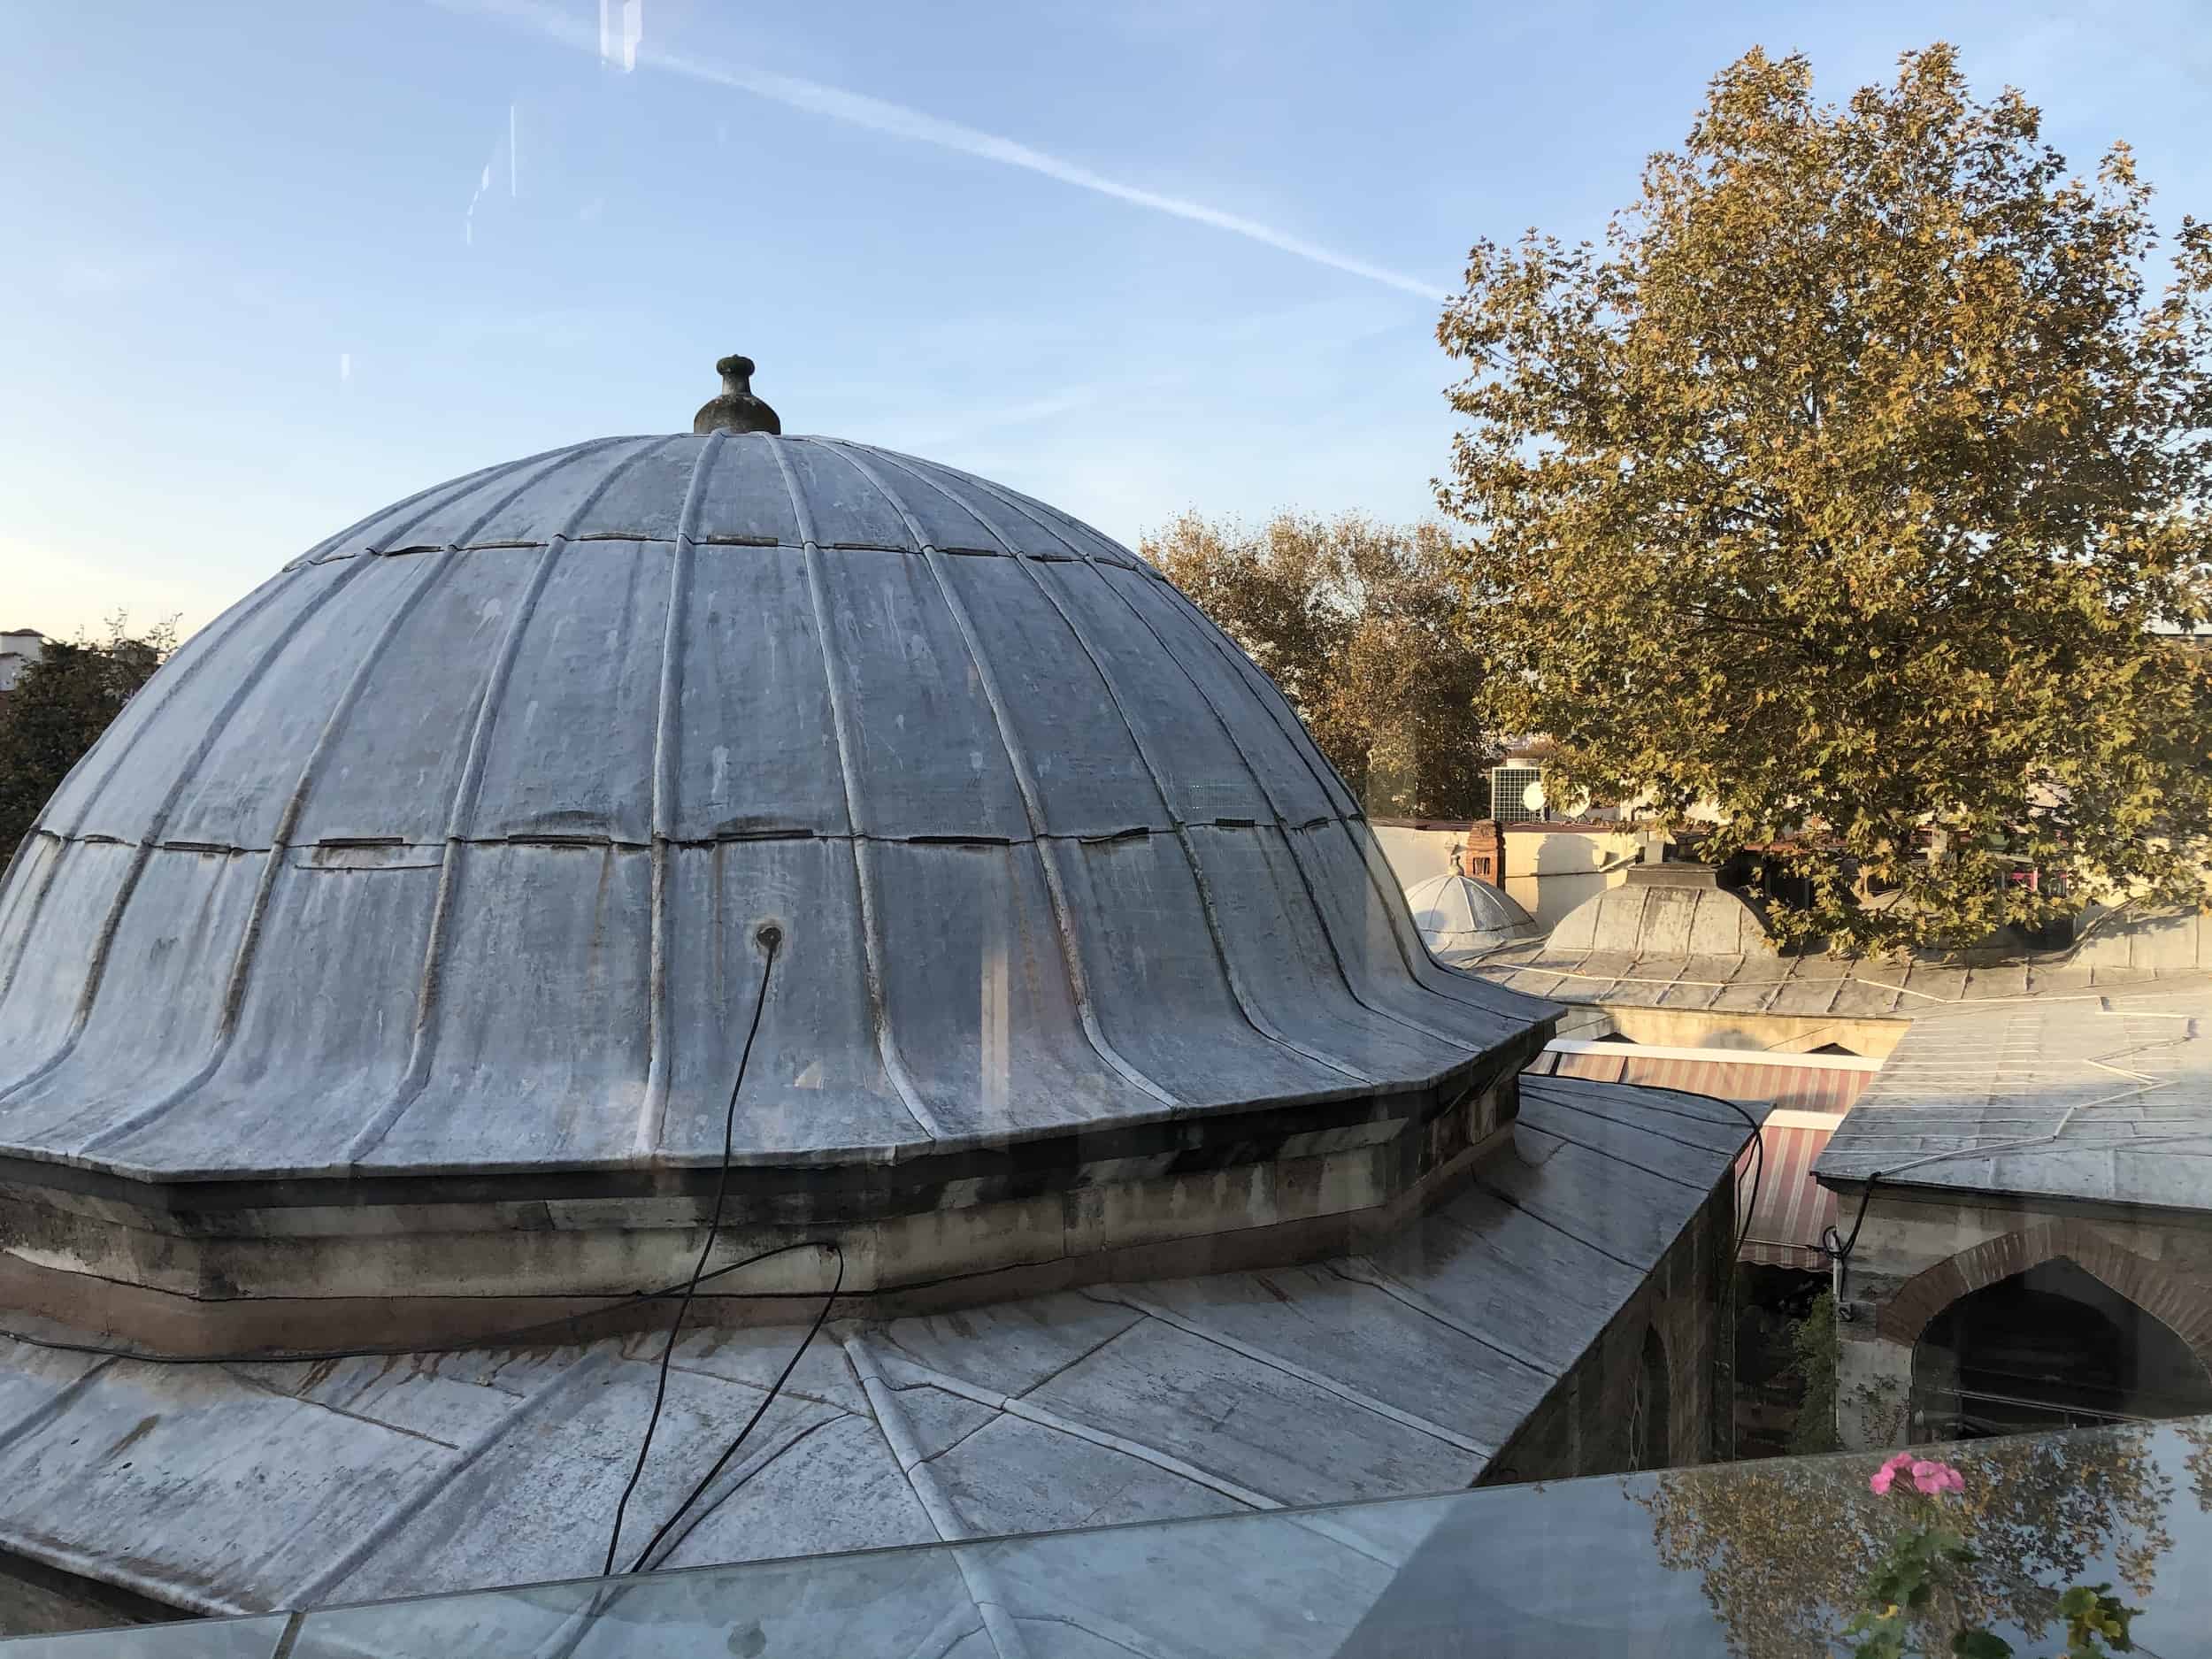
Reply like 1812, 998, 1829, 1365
0, 363, 1557, 1340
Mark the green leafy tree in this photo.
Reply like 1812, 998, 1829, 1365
1788, 1291, 1843, 1455
0, 613, 176, 857
1143, 511, 1495, 818
1438, 44, 2212, 952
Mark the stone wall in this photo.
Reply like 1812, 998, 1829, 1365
0, 1064, 1540, 1356
1371, 823, 1461, 887
1832, 1187, 2212, 1449
2066, 904, 2212, 973
1480, 1180, 1734, 1480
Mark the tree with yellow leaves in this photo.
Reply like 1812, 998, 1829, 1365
1144, 511, 1495, 819
1640, 1427, 2173, 1656
1439, 44, 2212, 951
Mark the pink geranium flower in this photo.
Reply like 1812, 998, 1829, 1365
1869, 1451, 1916, 1495
1869, 1452, 1966, 1497
1910, 1460, 1966, 1495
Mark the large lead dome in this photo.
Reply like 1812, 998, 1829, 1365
0, 416, 1547, 1195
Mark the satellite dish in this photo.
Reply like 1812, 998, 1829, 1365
1520, 779, 1547, 815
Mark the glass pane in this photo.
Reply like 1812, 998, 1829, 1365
0, 1617, 289, 1659
286, 1543, 976, 1659
6, 12, 2210, 1654
251, 1416, 2212, 1658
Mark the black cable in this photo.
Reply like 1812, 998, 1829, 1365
1548, 1062, 1765, 1263
1623, 1087, 1759, 1465
1812, 1040, 2188, 1289
1743, 1110, 1764, 1263
11, 1098, 1777, 1376
1704, 1093, 1766, 1265
626, 1240, 846, 1573
601, 925, 780, 1578
1, 1227, 1079, 1371
534, 1235, 839, 1659
1820, 1169, 1883, 1299
0, 1238, 839, 1369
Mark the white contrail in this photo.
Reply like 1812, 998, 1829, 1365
449, 0, 1448, 302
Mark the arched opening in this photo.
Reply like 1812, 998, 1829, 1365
1912, 1257, 2212, 1441
1627, 1325, 1671, 1471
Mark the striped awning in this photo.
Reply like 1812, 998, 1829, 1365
1531, 1042, 1876, 1117
1736, 1110, 1843, 1270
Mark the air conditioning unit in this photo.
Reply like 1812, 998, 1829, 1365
1489, 764, 1545, 825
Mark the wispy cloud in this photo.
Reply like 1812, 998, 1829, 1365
463, 105, 518, 245
448, 0, 1448, 302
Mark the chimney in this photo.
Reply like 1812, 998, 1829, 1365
1458, 820, 1504, 887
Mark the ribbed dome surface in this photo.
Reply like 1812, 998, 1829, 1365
0, 433, 1548, 1181
1404, 872, 1540, 956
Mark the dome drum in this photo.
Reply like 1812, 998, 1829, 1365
0, 1058, 1530, 1352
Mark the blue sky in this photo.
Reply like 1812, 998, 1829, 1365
4, 0, 2206, 641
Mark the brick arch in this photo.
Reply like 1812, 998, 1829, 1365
1876, 1218, 2212, 1380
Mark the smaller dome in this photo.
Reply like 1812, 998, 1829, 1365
1548, 864, 1776, 956
1404, 872, 1540, 956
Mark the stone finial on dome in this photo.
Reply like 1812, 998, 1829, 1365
693, 353, 781, 436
